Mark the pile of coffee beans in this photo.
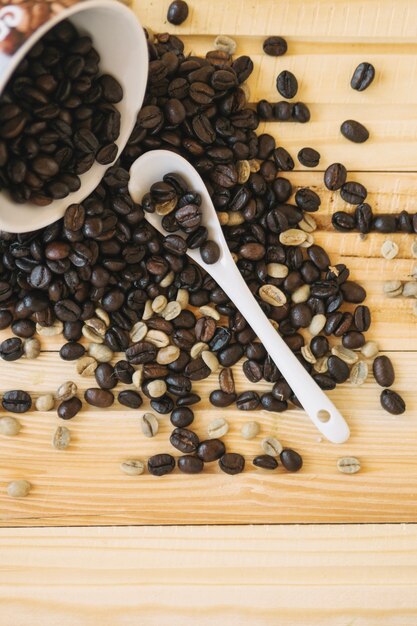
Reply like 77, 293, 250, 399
0, 19, 123, 205
0, 29, 406, 487
332, 207, 417, 234
142, 173, 220, 264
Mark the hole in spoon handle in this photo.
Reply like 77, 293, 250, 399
308, 404, 350, 444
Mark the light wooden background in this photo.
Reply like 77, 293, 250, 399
1, 0, 417, 623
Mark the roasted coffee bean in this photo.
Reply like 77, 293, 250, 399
2, 390, 32, 413
170, 427, 199, 453
276, 71, 298, 99
84, 388, 114, 408
209, 389, 237, 407
273, 147, 294, 170
373, 215, 397, 233
94, 363, 116, 390
197, 439, 225, 463
0, 310, 12, 330
327, 355, 350, 383
340, 119, 369, 143
218, 344, 244, 367
298, 147, 320, 168
0, 337, 24, 361
263, 36, 288, 56
150, 395, 174, 414
219, 452, 245, 475
236, 390, 260, 410
332, 211, 356, 232
11, 319, 35, 338
295, 188, 321, 212
242, 359, 263, 383
373, 355, 395, 387
57, 396, 82, 420
200, 240, 220, 264
118, 390, 143, 409
170, 407, 194, 428
114, 360, 134, 384
340, 182, 367, 205
126, 341, 157, 364
355, 203, 373, 233
380, 389, 405, 415
351, 62, 375, 91
260, 393, 287, 412
340, 281, 366, 303
324, 162, 347, 191
253, 454, 278, 470
280, 448, 303, 472
148, 453, 176, 476
59, 341, 85, 361
167, 0, 189, 25
176, 393, 201, 407
342, 331, 365, 350
310, 336, 329, 358
178, 455, 204, 474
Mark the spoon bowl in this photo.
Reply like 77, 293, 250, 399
129, 150, 350, 444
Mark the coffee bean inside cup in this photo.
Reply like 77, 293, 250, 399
0, 19, 123, 205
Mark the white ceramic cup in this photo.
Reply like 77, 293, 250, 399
0, 0, 148, 233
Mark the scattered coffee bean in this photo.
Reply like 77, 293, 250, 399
170, 427, 199, 453
56, 381, 77, 402
340, 119, 369, 143
337, 457, 361, 474
381, 240, 399, 260
148, 453, 176, 476
241, 421, 260, 440
59, 342, 85, 361
261, 436, 283, 457
276, 71, 298, 99
7, 479, 31, 498
380, 389, 405, 415
373, 355, 395, 387
280, 448, 303, 471
253, 454, 278, 470
53, 426, 71, 450
361, 341, 379, 359
57, 396, 82, 420
197, 439, 225, 462
219, 452, 245, 475
351, 62, 375, 91
298, 147, 320, 168
23, 337, 41, 359
0, 337, 23, 361
263, 36, 287, 56
208, 417, 229, 438
0, 415, 21, 436
178, 455, 204, 474
383, 280, 403, 298
349, 361, 369, 386
120, 459, 145, 476
324, 163, 347, 190
236, 390, 260, 410
2, 390, 31, 413
167, 0, 189, 25
35, 394, 55, 412
76, 356, 97, 377
140, 412, 159, 438
84, 388, 114, 408
118, 390, 143, 409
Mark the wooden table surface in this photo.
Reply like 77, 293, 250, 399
1, 0, 417, 623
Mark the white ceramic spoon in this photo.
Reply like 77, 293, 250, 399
129, 150, 350, 444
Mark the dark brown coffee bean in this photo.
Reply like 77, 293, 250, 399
353, 305, 371, 332
118, 390, 143, 409
351, 62, 375, 91
298, 147, 320, 167
373, 355, 395, 388
280, 448, 303, 472
126, 341, 157, 364
242, 359, 263, 383
54, 299, 81, 322
195, 316, 216, 342
290, 303, 313, 328
94, 363, 116, 390
276, 71, 298, 99
355, 203, 373, 233
150, 395, 174, 414
114, 360, 134, 384
272, 380, 292, 401
340, 182, 367, 205
170, 407, 194, 428
327, 355, 350, 383
57, 396, 82, 420
295, 188, 321, 212
340, 281, 366, 303
332, 211, 356, 232
11, 319, 35, 338
176, 393, 201, 407
273, 147, 294, 170
263, 36, 287, 56
342, 331, 365, 349
167, 0, 189, 24
219, 452, 245, 475
380, 389, 405, 415
310, 336, 329, 359
209, 389, 237, 407
178, 455, 204, 474
63, 321, 83, 342
260, 393, 287, 412
0, 310, 13, 330
253, 454, 278, 470
341, 119, 369, 143
170, 427, 199, 453
99, 75, 123, 103
324, 163, 347, 190
236, 390, 260, 410
2, 390, 31, 413
59, 341, 85, 361
0, 337, 23, 361
200, 240, 220, 264
197, 439, 225, 463
218, 344, 244, 367
148, 453, 176, 476
84, 388, 114, 408
184, 356, 211, 380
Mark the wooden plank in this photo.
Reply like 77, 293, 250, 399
134, 0, 417, 41
0, 350, 415, 525
1, 525, 417, 625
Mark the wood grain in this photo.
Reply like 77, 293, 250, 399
1, 525, 417, 625
1, 0, 417, 526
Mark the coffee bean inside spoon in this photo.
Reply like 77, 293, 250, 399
129, 149, 350, 444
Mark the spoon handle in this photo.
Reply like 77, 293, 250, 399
213, 260, 350, 444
